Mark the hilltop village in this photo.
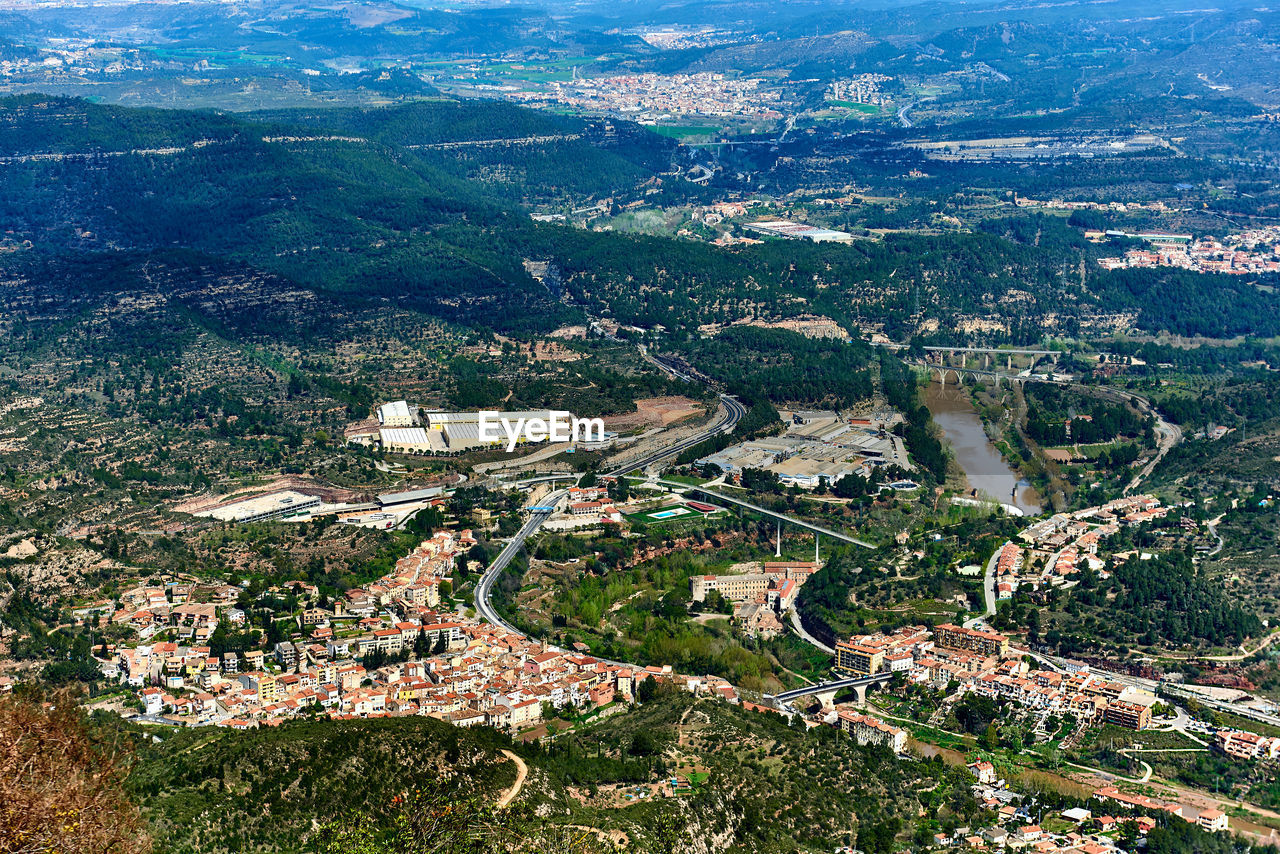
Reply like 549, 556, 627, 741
1094, 226, 1280, 274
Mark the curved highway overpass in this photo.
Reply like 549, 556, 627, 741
604, 394, 745, 478
473, 489, 566, 635
768, 673, 895, 709
657, 480, 876, 549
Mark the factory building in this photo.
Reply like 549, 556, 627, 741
376, 400, 416, 427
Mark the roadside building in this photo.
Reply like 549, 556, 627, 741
1104, 698, 1152, 731
933, 624, 1009, 657
834, 640, 885, 676
1217, 729, 1280, 759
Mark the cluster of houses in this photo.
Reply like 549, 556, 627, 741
835, 624, 1160, 730
994, 496, 1172, 600
951, 763, 1230, 853
127, 625, 704, 729
1096, 226, 1280, 275
107, 527, 750, 730
1215, 729, 1280, 760
107, 582, 243, 640
1091, 788, 1228, 834
539, 71, 786, 121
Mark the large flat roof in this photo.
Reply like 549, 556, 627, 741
380, 427, 431, 446
377, 400, 412, 420
197, 490, 319, 521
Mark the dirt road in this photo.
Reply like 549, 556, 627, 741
496, 749, 528, 809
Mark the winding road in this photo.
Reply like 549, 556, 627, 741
790, 608, 835, 655
1120, 388, 1182, 495
473, 490, 566, 635
605, 394, 745, 478
473, 395, 745, 637
964, 547, 1001, 630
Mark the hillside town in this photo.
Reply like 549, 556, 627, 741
994, 495, 1173, 599
101, 527, 740, 732
835, 622, 1159, 730
827, 619, 1267, 843
825, 73, 893, 107
80, 480, 1280, 851
1096, 225, 1280, 275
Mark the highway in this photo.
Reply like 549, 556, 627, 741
897, 100, 916, 128
603, 394, 745, 478
473, 489, 567, 634
471, 340, 1186, 717
963, 547, 1001, 630
1159, 681, 1280, 728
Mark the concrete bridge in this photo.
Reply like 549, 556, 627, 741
922, 364, 1022, 388
921, 346, 1065, 358
877, 343, 1068, 358
767, 672, 895, 710
925, 349, 1062, 374
902, 360, 1071, 389
876, 341, 1069, 380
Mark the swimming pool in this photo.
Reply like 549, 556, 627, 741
649, 507, 692, 520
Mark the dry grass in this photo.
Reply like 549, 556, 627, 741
0, 690, 150, 854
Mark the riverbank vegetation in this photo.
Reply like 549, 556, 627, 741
963, 379, 1156, 512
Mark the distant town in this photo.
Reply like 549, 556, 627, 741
511, 71, 788, 122
1096, 226, 1280, 275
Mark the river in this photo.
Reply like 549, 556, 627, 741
922, 382, 1042, 515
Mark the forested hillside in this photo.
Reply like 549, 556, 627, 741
116, 689, 963, 854
3, 95, 1277, 348
677, 327, 877, 406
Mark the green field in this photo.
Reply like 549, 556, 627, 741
625, 503, 716, 524
829, 100, 881, 114
651, 125, 721, 140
